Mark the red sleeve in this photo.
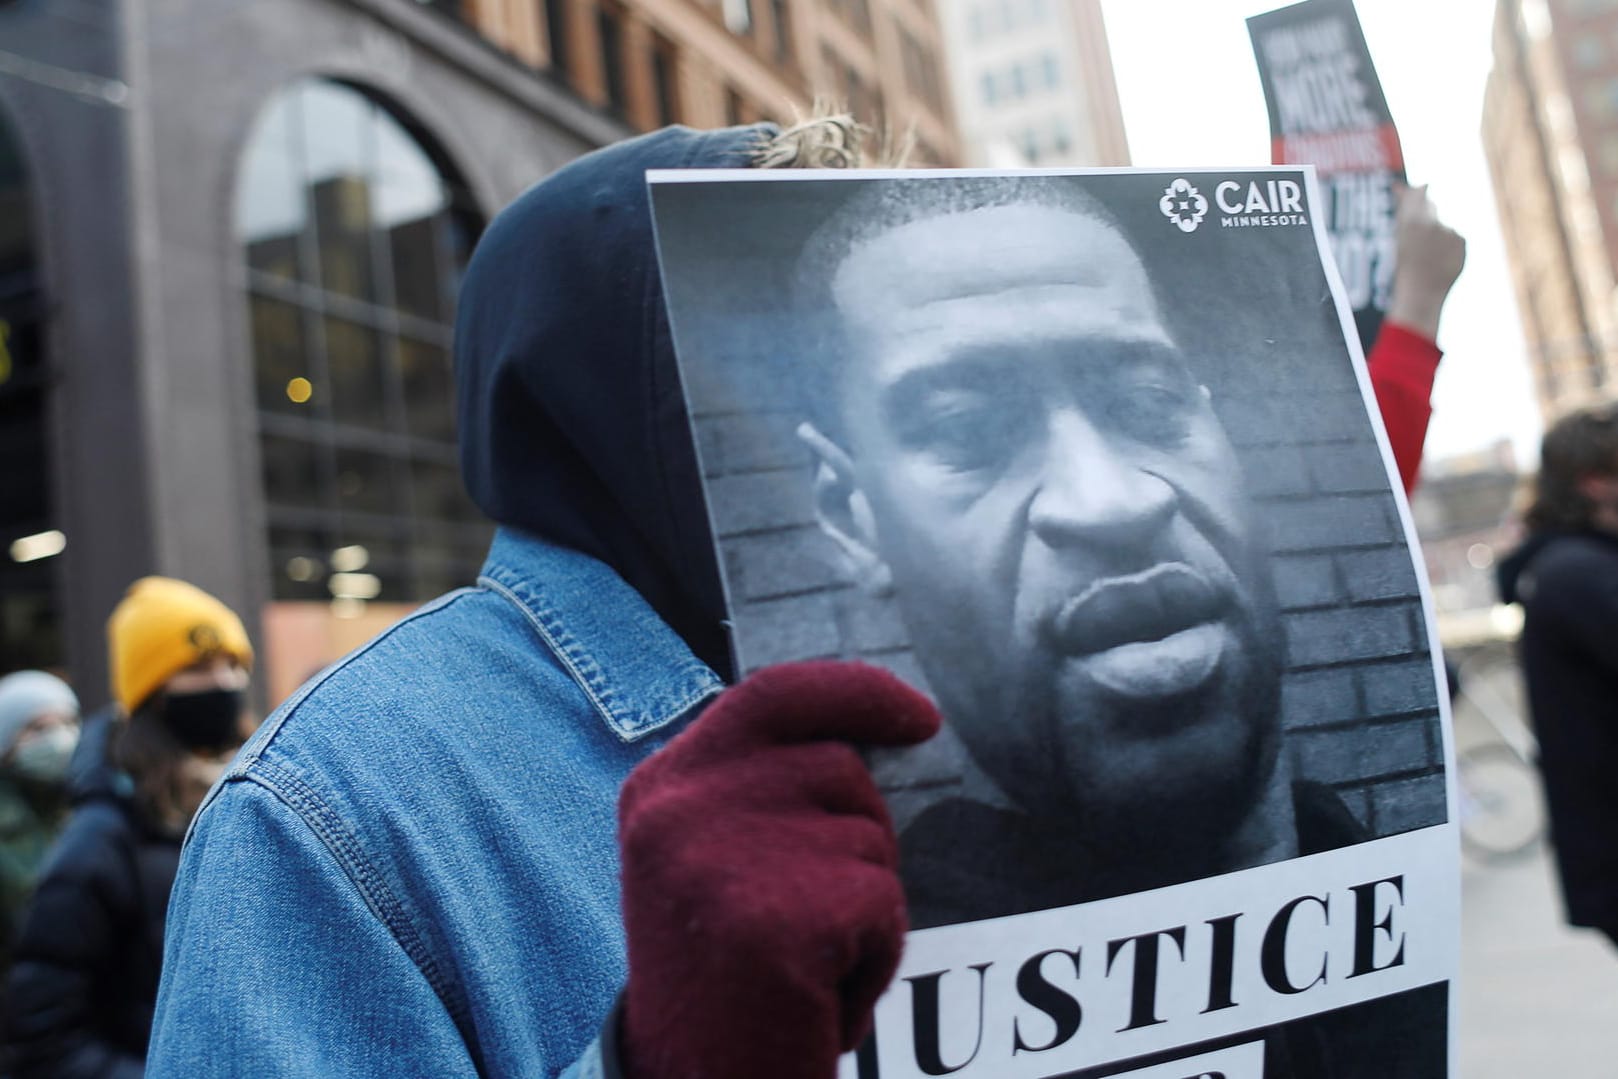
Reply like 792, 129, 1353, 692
1367, 321, 1443, 495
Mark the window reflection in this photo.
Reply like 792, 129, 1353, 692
389, 214, 447, 322
237, 78, 488, 604
334, 446, 401, 516
261, 434, 328, 509
314, 176, 376, 303
238, 95, 304, 281
324, 317, 390, 431
298, 81, 371, 197
269, 524, 336, 602
409, 458, 479, 524
398, 338, 455, 441
250, 297, 312, 418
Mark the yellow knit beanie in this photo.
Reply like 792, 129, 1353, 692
107, 577, 254, 714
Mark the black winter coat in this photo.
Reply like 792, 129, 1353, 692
1498, 530, 1618, 932
0, 711, 179, 1078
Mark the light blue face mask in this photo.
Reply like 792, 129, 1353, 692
9, 725, 80, 785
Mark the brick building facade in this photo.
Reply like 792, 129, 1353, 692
459, 0, 958, 160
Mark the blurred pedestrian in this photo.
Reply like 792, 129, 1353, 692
2, 577, 253, 1079
0, 670, 80, 971
1497, 405, 1618, 948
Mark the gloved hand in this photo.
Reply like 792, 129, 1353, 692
617, 661, 941, 1079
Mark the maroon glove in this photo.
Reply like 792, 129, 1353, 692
617, 661, 941, 1079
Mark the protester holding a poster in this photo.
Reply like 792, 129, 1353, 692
146, 118, 1458, 1079
1368, 184, 1466, 493
1250, 0, 1471, 500
145, 120, 938, 1079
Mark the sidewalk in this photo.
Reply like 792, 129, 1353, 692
1450, 648, 1618, 1073
1461, 845, 1618, 1075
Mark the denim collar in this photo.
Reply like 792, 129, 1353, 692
478, 527, 724, 743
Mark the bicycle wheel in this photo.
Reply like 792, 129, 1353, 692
1457, 742, 1545, 861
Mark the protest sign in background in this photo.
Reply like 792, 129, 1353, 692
1248, 0, 1406, 353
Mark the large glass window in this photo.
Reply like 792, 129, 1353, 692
235, 79, 488, 609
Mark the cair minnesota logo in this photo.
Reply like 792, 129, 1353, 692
1160, 176, 1311, 233
1159, 179, 1209, 233
1213, 178, 1310, 229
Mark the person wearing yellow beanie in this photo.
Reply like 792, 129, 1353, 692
107, 576, 254, 717
2, 578, 255, 1075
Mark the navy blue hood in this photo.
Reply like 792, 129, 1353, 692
455, 124, 775, 681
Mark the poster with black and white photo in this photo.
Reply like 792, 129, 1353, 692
1248, 0, 1406, 354
647, 168, 1457, 1078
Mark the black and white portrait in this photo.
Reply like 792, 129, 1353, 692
650, 169, 1450, 933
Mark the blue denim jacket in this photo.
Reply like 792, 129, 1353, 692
146, 528, 723, 1077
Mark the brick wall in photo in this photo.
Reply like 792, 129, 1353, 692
691, 372, 1446, 841
658, 172, 1447, 845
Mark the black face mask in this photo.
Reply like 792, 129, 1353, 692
160, 688, 243, 752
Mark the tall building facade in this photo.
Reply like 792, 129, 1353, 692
0, 0, 958, 707
934, 0, 1128, 167
1483, 0, 1618, 422
461, 0, 958, 163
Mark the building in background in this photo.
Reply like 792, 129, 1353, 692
0, 0, 958, 708
1483, 0, 1618, 424
933, 0, 1128, 167
464, 0, 958, 162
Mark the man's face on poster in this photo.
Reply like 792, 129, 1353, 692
805, 203, 1284, 841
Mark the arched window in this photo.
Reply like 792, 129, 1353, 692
235, 79, 487, 612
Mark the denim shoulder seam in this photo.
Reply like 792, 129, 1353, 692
477, 572, 641, 742
238, 760, 476, 1052
234, 587, 485, 774
183, 588, 490, 852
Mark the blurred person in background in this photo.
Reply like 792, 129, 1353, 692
2, 577, 254, 1079
0, 671, 81, 972
1497, 405, 1618, 950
